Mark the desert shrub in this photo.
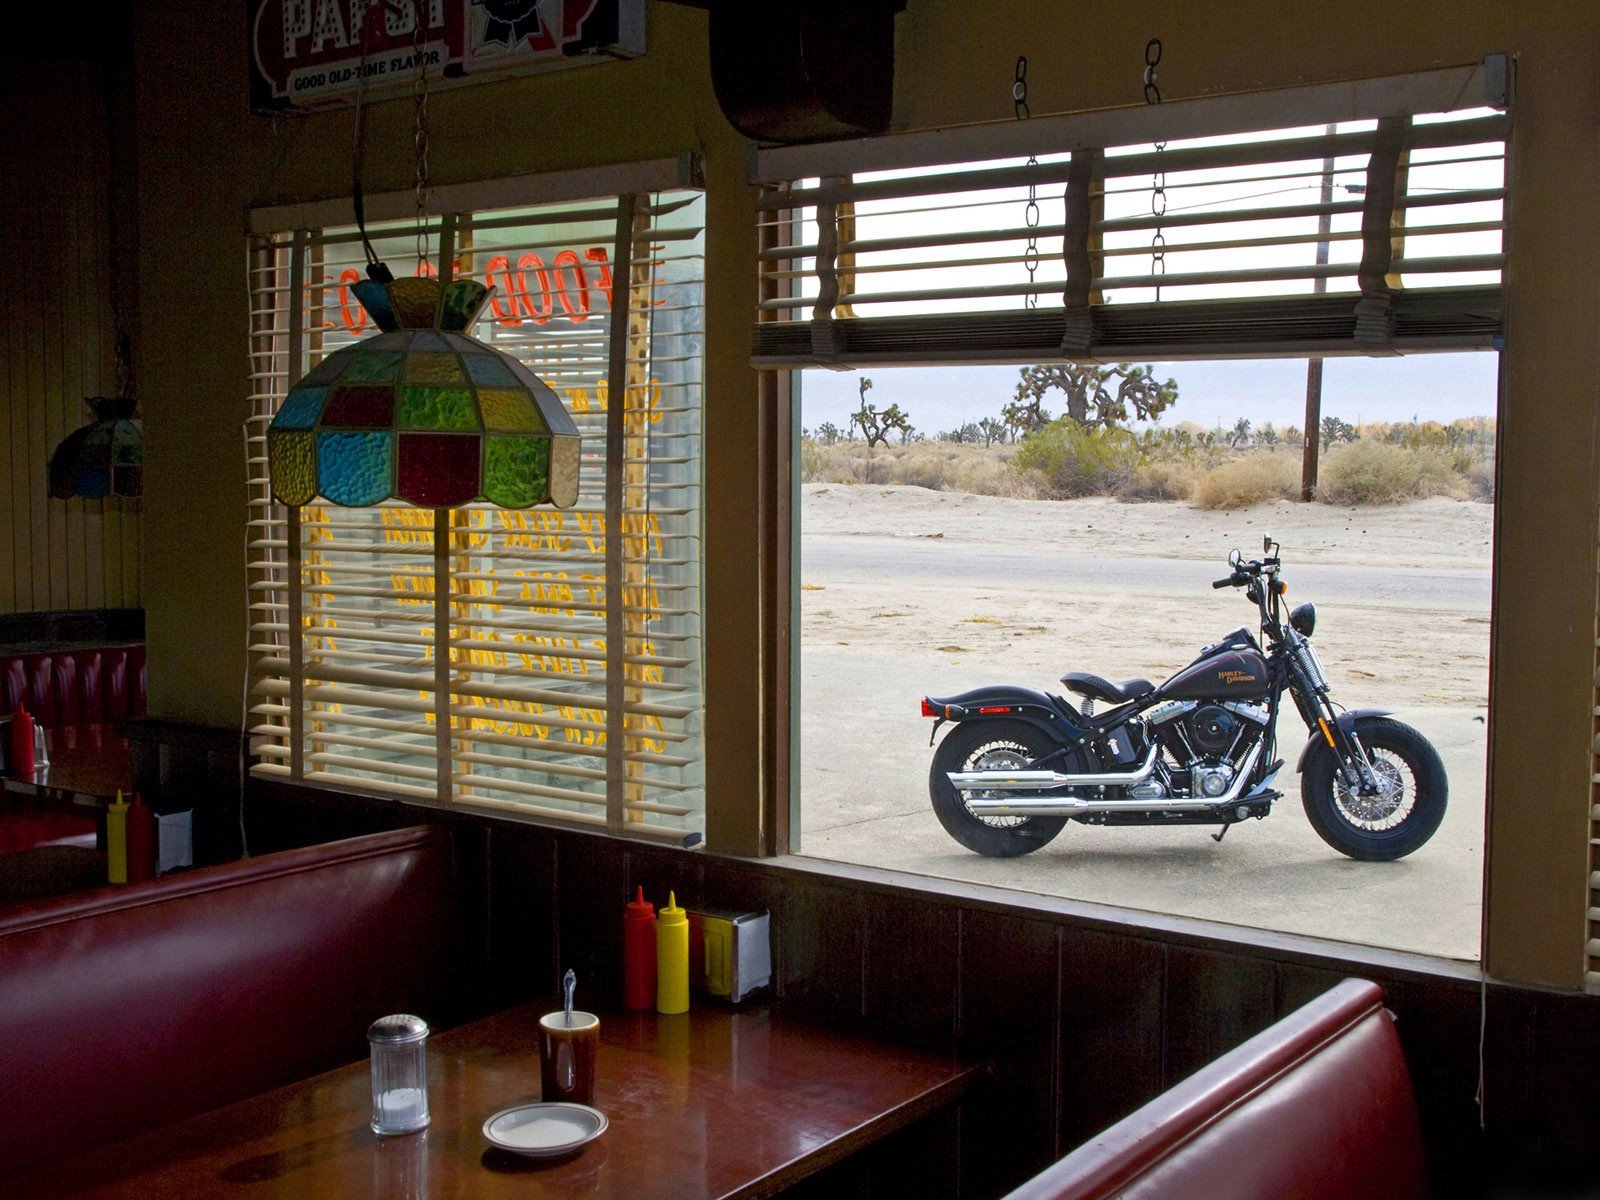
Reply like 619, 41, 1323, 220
1315, 441, 1464, 505
1117, 458, 1197, 502
1012, 422, 1140, 498
1459, 456, 1495, 501
799, 438, 826, 482
1193, 452, 1299, 509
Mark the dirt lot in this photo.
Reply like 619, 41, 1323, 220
798, 484, 1492, 961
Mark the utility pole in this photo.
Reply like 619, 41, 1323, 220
1301, 124, 1337, 502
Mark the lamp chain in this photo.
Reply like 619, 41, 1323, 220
413, 9, 431, 270
1144, 38, 1166, 302
1013, 56, 1039, 310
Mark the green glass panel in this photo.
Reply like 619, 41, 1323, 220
403, 352, 466, 385
339, 350, 404, 383
483, 435, 551, 508
317, 431, 393, 506
398, 386, 477, 430
268, 429, 316, 504
440, 280, 491, 331
478, 388, 544, 432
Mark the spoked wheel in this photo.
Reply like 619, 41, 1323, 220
1301, 716, 1448, 861
929, 719, 1068, 857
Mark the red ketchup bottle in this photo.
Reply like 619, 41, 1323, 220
623, 886, 657, 1010
125, 792, 156, 883
9, 702, 34, 775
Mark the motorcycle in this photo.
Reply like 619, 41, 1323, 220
921, 535, 1447, 861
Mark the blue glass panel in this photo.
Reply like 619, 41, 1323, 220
317, 431, 394, 506
272, 387, 327, 431
409, 330, 450, 352
352, 281, 398, 332
463, 354, 518, 386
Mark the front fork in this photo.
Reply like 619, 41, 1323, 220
1293, 680, 1381, 794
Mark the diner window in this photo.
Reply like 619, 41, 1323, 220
759, 65, 1508, 958
246, 172, 706, 845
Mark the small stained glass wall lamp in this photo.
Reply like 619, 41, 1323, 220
266, 273, 580, 509
49, 397, 142, 499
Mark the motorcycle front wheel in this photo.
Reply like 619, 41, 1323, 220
929, 719, 1068, 857
1301, 716, 1448, 861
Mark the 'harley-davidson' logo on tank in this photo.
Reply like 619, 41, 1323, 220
1161, 649, 1270, 699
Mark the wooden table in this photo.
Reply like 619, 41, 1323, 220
10, 1003, 981, 1199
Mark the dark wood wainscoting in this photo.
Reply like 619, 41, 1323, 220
248, 780, 1597, 1199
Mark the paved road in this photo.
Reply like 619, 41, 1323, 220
804, 539, 1492, 612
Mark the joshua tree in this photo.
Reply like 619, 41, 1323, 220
815, 421, 841, 446
978, 417, 1006, 447
1320, 415, 1358, 446
1230, 417, 1253, 448
852, 395, 912, 448
1258, 423, 1280, 447
1012, 363, 1179, 433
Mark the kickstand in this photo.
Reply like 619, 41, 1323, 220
1211, 824, 1230, 844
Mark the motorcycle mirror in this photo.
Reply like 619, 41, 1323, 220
1228, 548, 1242, 567
1262, 532, 1272, 552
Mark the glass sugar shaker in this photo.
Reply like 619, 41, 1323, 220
368, 1014, 430, 1136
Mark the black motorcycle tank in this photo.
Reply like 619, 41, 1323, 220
1159, 649, 1270, 699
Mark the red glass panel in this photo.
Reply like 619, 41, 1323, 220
395, 433, 482, 507
322, 384, 397, 428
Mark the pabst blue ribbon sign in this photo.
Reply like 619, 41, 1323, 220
249, 0, 644, 110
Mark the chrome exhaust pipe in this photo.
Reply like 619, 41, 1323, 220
964, 743, 1263, 817
946, 744, 1159, 793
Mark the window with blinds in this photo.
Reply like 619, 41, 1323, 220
246, 175, 705, 845
752, 61, 1508, 366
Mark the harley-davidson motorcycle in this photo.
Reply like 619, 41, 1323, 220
922, 536, 1447, 861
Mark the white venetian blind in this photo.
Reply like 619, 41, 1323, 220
753, 62, 1509, 366
246, 172, 705, 845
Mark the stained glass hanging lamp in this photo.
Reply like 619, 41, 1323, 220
49, 387, 142, 500
267, 273, 579, 508
266, 11, 578, 511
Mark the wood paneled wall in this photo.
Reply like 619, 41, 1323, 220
0, 59, 141, 615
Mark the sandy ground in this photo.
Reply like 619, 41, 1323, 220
798, 484, 1493, 961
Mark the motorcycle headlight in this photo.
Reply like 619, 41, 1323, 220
1289, 602, 1317, 637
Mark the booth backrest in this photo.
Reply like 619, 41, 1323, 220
0, 825, 463, 1178
1004, 978, 1427, 1200
0, 644, 147, 731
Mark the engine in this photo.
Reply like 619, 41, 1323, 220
1125, 698, 1272, 801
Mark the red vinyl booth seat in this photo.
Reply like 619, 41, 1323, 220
1004, 978, 1427, 1200
0, 644, 147, 731
0, 826, 465, 1180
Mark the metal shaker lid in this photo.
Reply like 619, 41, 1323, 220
368, 1013, 429, 1044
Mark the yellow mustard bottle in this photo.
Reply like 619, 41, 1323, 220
107, 791, 129, 884
656, 891, 689, 1015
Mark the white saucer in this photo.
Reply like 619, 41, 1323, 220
482, 1102, 607, 1157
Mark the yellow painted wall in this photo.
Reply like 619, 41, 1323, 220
129, 1, 1600, 986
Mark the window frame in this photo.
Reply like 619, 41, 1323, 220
246, 158, 709, 846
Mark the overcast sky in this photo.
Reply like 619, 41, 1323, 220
800, 352, 1499, 437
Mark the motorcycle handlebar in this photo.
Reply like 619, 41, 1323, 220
1212, 571, 1250, 589
1211, 576, 1236, 589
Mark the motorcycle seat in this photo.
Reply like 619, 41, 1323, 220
1059, 672, 1154, 704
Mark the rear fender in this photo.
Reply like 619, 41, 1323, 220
1295, 708, 1394, 772
922, 685, 1085, 746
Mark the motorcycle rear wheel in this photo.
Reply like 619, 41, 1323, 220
1301, 716, 1448, 861
929, 720, 1068, 857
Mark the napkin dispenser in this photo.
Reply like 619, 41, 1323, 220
687, 908, 771, 1003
